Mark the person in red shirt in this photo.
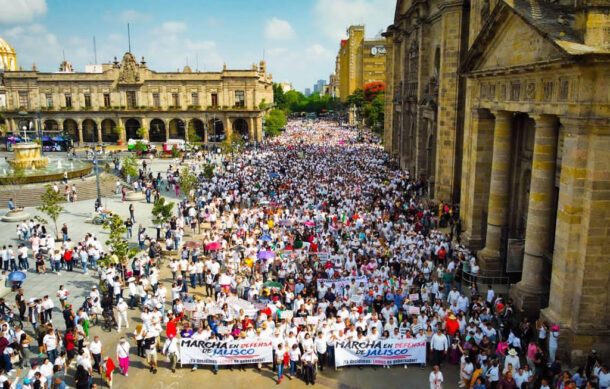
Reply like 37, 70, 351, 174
63, 249, 73, 272
65, 327, 77, 364
445, 313, 460, 337
166, 310, 184, 339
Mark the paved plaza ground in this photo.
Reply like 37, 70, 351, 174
0, 157, 460, 388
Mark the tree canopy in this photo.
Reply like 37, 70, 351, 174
264, 109, 287, 137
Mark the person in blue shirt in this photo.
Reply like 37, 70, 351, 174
7, 198, 15, 211
208, 314, 219, 336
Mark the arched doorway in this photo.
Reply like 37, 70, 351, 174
43, 119, 59, 132
82, 119, 98, 143
101, 119, 117, 143
232, 118, 249, 140
169, 118, 185, 139
189, 119, 205, 143
208, 119, 225, 142
63, 119, 78, 142
125, 118, 141, 140
149, 119, 166, 142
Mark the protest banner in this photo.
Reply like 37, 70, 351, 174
313, 252, 330, 263
293, 317, 306, 326
335, 339, 426, 367
180, 339, 273, 365
409, 293, 419, 301
408, 306, 420, 315
317, 276, 368, 297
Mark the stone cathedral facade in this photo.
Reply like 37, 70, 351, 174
385, 0, 610, 363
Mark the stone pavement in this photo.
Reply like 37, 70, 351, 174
0, 158, 460, 388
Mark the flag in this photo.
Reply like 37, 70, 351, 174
341, 213, 346, 223
105, 357, 116, 382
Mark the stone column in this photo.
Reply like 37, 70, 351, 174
77, 126, 84, 146
461, 109, 495, 249
510, 114, 558, 316
117, 117, 126, 144
541, 117, 610, 365
248, 117, 255, 141
224, 116, 232, 139
478, 110, 513, 273
96, 119, 103, 144
164, 119, 170, 141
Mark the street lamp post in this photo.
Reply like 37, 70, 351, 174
91, 146, 102, 211
36, 111, 43, 155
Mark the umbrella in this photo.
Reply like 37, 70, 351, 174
294, 240, 304, 249
257, 251, 275, 260
263, 281, 282, 290
259, 235, 272, 242
205, 242, 222, 251
8, 271, 26, 282
303, 221, 315, 226
234, 245, 246, 252
184, 241, 201, 249
269, 172, 280, 178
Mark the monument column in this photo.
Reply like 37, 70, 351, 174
510, 114, 558, 316
478, 110, 513, 273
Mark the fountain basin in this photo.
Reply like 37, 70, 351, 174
0, 159, 93, 184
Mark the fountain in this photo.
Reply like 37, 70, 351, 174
0, 142, 92, 185
7, 142, 49, 170
1, 142, 94, 220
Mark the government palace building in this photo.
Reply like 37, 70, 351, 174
0, 42, 273, 145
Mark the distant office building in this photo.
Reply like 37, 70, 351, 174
304, 88, 311, 96
313, 79, 326, 94
337, 25, 387, 101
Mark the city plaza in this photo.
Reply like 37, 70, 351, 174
0, 1, 609, 389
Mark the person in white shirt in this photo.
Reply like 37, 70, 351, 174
430, 329, 448, 366
429, 364, 444, 389
288, 344, 301, 379
116, 298, 129, 330
89, 336, 103, 374
314, 332, 328, 372
162, 335, 180, 373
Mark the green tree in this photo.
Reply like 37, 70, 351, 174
151, 197, 174, 225
103, 214, 138, 261
134, 140, 148, 154
220, 133, 246, 156
203, 164, 215, 180
363, 93, 385, 134
136, 127, 148, 139
264, 109, 287, 137
187, 122, 201, 144
179, 167, 198, 199
37, 184, 65, 237
122, 155, 139, 183
346, 88, 365, 111
273, 84, 286, 109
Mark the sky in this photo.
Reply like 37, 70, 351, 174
0, 0, 395, 92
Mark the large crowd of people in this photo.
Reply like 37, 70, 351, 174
0, 119, 606, 389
